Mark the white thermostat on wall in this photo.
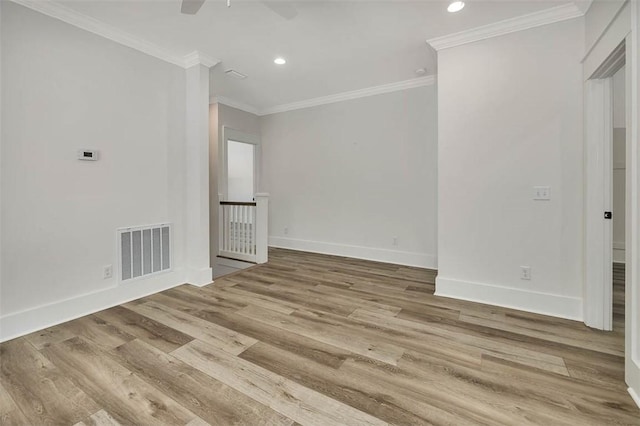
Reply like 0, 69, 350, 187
77, 149, 99, 161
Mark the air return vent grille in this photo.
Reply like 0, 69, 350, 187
225, 69, 247, 79
118, 224, 171, 282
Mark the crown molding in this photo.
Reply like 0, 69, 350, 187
210, 96, 261, 116
8, 0, 219, 69
211, 75, 435, 117
426, 3, 584, 51
184, 51, 219, 69
259, 75, 436, 116
574, 0, 594, 15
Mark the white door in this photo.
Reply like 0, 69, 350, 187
584, 77, 614, 330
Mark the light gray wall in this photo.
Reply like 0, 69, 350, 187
436, 19, 585, 319
259, 85, 438, 268
218, 104, 261, 140
613, 128, 626, 263
1, 2, 186, 332
585, 0, 627, 50
613, 66, 626, 263
613, 66, 626, 129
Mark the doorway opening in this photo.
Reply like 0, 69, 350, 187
220, 126, 260, 202
214, 126, 263, 278
227, 139, 256, 202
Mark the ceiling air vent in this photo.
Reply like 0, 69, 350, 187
225, 69, 247, 79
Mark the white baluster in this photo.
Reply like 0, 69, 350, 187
251, 205, 255, 255
225, 205, 229, 251
218, 203, 224, 255
240, 205, 245, 254
232, 205, 237, 253
246, 205, 251, 255
255, 193, 269, 264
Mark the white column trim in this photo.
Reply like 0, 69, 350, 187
184, 64, 213, 286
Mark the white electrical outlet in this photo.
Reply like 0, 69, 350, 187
520, 266, 531, 280
392, 236, 398, 246
103, 265, 113, 279
284, 226, 289, 235
533, 186, 551, 200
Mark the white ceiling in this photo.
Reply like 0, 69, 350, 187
54, 0, 584, 111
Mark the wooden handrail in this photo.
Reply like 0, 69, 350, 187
218, 193, 268, 264
220, 201, 257, 206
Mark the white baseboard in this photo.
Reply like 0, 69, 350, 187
186, 267, 213, 287
435, 276, 583, 321
268, 236, 437, 269
627, 358, 640, 409
629, 386, 640, 409
0, 269, 186, 343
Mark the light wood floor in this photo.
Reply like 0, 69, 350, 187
1, 249, 638, 425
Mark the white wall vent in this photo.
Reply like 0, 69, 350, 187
225, 69, 248, 79
118, 223, 171, 282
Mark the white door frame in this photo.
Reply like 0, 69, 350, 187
584, 39, 627, 331
220, 126, 261, 201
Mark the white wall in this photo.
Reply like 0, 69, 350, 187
585, 0, 627, 51
613, 67, 626, 263
0, 2, 188, 340
614, 66, 627, 129
218, 104, 261, 142
583, 1, 630, 80
260, 85, 438, 268
613, 128, 627, 263
435, 19, 585, 320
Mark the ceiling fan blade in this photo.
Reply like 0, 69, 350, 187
181, 0, 206, 15
262, 1, 298, 20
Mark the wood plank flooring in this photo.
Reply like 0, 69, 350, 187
1, 248, 638, 425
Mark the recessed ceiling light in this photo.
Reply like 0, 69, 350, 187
274, 57, 286, 65
447, 1, 465, 13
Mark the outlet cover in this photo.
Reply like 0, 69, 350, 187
103, 265, 113, 279
533, 186, 551, 200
